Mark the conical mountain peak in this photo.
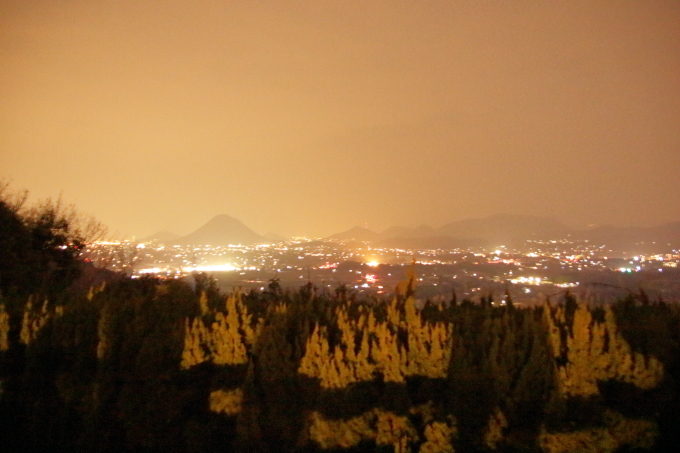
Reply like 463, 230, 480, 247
173, 214, 263, 246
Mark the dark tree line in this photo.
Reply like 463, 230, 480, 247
1, 276, 679, 453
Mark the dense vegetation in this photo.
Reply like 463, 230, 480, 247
2, 187, 679, 452
1, 274, 679, 452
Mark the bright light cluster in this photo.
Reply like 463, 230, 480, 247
509, 276, 546, 285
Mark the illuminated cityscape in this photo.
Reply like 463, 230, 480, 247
85, 236, 680, 303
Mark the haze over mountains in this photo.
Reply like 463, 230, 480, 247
138, 230, 181, 243
170, 214, 264, 246
328, 214, 570, 247
328, 215, 680, 252
141, 213, 680, 253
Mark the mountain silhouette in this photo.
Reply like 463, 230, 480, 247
436, 213, 570, 244
378, 236, 487, 249
568, 221, 680, 253
138, 230, 180, 243
172, 215, 263, 246
325, 215, 679, 251
326, 226, 380, 242
372, 214, 567, 245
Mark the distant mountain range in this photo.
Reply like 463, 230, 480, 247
326, 214, 680, 252
141, 213, 680, 252
326, 214, 571, 247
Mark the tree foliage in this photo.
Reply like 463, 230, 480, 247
2, 278, 678, 453
0, 182, 107, 297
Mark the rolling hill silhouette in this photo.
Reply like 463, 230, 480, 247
436, 213, 570, 244
324, 214, 679, 251
328, 214, 569, 246
326, 226, 381, 242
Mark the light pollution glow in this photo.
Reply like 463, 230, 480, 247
1, 1, 679, 238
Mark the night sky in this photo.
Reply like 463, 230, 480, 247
2, 1, 679, 239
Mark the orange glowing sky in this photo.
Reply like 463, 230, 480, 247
2, 1, 679, 238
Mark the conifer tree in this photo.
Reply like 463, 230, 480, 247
388, 297, 403, 329
545, 299, 665, 397
210, 296, 248, 365
180, 317, 209, 369
372, 320, 405, 383
354, 329, 374, 381
180, 293, 257, 368
602, 306, 664, 390
405, 296, 428, 376
298, 323, 327, 382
